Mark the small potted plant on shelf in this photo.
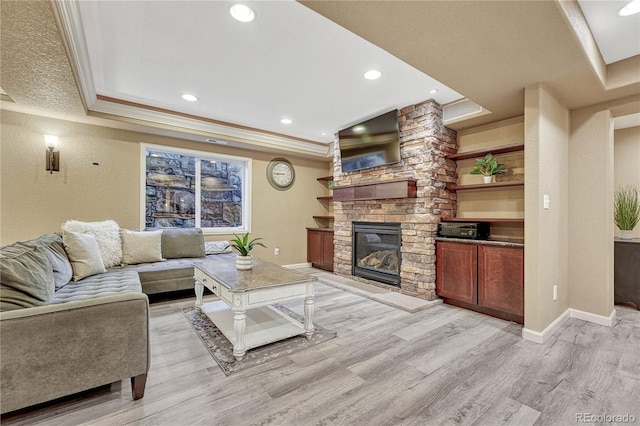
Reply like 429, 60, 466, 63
225, 232, 266, 270
614, 185, 640, 240
469, 153, 507, 183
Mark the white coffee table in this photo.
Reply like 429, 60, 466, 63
194, 257, 317, 360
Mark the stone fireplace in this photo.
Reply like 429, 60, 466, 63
332, 100, 458, 300
353, 222, 402, 286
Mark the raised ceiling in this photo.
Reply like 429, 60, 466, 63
1, 0, 638, 158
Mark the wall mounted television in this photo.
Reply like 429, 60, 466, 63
338, 110, 401, 173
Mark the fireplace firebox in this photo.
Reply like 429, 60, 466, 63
352, 222, 401, 286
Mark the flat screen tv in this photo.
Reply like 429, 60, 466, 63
338, 110, 401, 173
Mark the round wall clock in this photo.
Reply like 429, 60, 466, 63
266, 158, 295, 190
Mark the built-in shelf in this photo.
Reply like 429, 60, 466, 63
313, 216, 334, 220
317, 196, 333, 201
441, 217, 524, 224
333, 178, 417, 201
445, 143, 524, 160
446, 181, 524, 191
317, 176, 334, 182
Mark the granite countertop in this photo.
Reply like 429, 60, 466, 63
435, 237, 525, 248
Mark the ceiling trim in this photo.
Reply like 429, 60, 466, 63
52, 0, 331, 158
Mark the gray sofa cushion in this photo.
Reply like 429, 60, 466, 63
160, 228, 205, 259
36, 234, 73, 290
50, 270, 142, 304
0, 239, 55, 312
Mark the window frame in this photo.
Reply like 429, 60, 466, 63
140, 143, 252, 235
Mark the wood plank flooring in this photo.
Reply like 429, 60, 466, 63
2, 268, 639, 425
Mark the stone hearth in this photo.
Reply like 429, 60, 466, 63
332, 100, 458, 300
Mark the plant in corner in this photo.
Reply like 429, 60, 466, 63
469, 153, 507, 183
614, 185, 640, 240
225, 232, 266, 270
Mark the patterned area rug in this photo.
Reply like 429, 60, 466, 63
182, 304, 337, 375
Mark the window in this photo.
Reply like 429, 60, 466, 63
142, 144, 251, 234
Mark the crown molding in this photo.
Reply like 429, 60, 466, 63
52, 0, 331, 158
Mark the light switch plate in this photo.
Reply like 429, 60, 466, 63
543, 194, 550, 210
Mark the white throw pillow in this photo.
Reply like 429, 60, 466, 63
120, 229, 164, 265
62, 220, 122, 268
62, 230, 107, 281
204, 240, 232, 255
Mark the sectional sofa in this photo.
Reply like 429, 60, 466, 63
0, 226, 228, 414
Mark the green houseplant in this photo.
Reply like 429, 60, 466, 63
469, 153, 506, 183
614, 185, 640, 240
225, 232, 266, 269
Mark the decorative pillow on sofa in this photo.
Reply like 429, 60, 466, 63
63, 230, 107, 281
205, 240, 232, 255
158, 228, 205, 259
62, 220, 122, 268
120, 229, 164, 265
30, 233, 73, 290
0, 241, 55, 311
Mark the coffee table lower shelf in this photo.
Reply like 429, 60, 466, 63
200, 300, 305, 351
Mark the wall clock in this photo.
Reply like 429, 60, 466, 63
266, 158, 295, 190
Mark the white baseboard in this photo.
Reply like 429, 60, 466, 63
283, 262, 312, 269
522, 307, 617, 343
522, 309, 570, 343
569, 308, 616, 326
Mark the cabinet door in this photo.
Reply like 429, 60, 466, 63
307, 230, 322, 264
477, 245, 524, 316
321, 231, 334, 271
436, 242, 477, 304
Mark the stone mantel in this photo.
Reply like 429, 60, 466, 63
333, 178, 417, 202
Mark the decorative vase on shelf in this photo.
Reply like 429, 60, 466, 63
483, 176, 494, 184
236, 255, 253, 270
619, 230, 634, 240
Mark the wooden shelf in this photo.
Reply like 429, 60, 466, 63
441, 217, 524, 224
317, 196, 333, 201
446, 181, 524, 191
313, 216, 334, 220
333, 178, 417, 201
446, 143, 524, 160
317, 176, 334, 182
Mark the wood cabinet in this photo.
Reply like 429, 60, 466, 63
436, 240, 524, 323
307, 229, 334, 272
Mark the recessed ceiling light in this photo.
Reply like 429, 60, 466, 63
321, 132, 327, 136
182, 94, 198, 102
619, 0, 640, 16
364, 70, 382, 80
281, 118, 292, 124
430, 89, 439, 94
230, 4, 255, 22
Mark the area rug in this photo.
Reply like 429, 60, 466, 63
182, 304, 337, 375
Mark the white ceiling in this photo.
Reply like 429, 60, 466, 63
577, 0, 640, 64
78, 0, 464, 144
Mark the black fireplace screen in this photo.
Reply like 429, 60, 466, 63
352, 222, 401, 286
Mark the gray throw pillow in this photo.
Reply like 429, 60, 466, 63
159, 228, 205, 259
0, 241, 55, 311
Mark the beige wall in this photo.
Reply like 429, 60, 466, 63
569, 109, 615, 318
0, 110, 331, 265
614, 126, 640, 238
524, 83, 571, 332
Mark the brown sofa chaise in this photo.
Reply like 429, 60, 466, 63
0, 228, 227, 414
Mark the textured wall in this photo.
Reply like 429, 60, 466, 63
332, 100, 457, 300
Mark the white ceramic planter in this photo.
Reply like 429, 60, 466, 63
236, 254, 253, 270
483, 176, 493, 184
619, 230, 634, 240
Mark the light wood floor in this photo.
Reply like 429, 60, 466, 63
3, 269, 639, 425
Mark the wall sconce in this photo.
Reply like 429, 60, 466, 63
44, 135, 60, 174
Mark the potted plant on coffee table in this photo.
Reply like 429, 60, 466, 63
469, 153, 507, 183
614, 185, 640, 240
225, 232, 266, 270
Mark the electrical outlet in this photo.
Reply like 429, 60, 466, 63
544, 194, 550, 210
553, 285, 558, 301
274, 247, 280, 256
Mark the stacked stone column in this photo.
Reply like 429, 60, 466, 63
332, 100, 457, 300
